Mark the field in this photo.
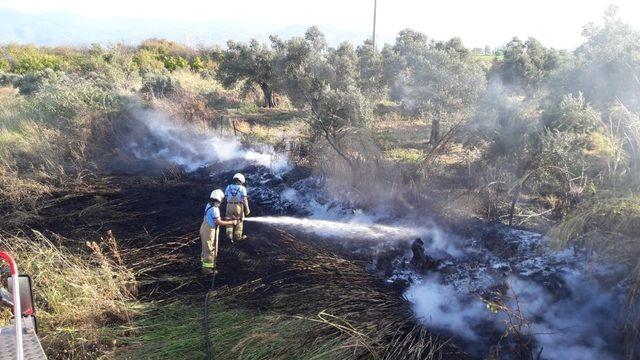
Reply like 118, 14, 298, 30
1, 13, 640, 359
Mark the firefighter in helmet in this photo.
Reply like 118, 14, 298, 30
224, 173, 251, 242
200, 189, 238, 274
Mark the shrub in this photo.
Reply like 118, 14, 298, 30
9, 47, 65, 74
141, 71, 178, 98
132, 50, 165, 73
239, 101, 260, 115
158, 54, 188, 71
0, 58, 8, 72
189, 56, 204, 71
12, 69, 60, 95
30, 74, 121, 126
543, 93, 601, 133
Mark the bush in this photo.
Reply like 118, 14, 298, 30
542, 93, 601, 133
9, 46, 65, 74
132, 50, 165, 73
158, 54, 188, 71
12, 69, 60, 95
239, 101, 260, 115
0, 58, 8, 72
30, 74, 121, 126
0, 73, 123, 179
141, 71, 177, 98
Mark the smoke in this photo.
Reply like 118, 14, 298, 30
120, 107, 625, 360
405, 271, 624, 359
250, 186, 463, 257
405, 277, 487, 341
508, 274, 621, 360
246, 213, 463, 258
126, 109, 290, 172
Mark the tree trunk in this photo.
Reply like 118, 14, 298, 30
322, 129, 357, 173
430, 116, 440, 147
508, 185, 522, 227
259, 82, 275, 108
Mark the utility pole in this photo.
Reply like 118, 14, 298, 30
372, 0, 377, 49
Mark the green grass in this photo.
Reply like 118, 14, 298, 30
231, 108, 306, 146
384, 148, 424, 164
116, 298, 347, 360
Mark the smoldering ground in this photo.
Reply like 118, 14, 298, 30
116, 107, 631, 359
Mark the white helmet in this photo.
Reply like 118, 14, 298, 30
232, 173, 246, 184
209, 189, 224, 202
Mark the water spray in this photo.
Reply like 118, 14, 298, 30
245, 216, 422, 241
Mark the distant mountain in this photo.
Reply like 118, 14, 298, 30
0, 8, 370, 47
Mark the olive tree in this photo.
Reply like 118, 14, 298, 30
271, 27, 372, 171
217, 39, 277, 107
554, 5, 640, 112
498, 37, 560, 88
356, 40, 386, 100
384, 30, 486, 146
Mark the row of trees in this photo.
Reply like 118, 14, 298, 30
214, 14, 640, 350
217, 27, 494, 153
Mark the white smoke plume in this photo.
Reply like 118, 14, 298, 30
507, 274, 621, 360
405, 277, 487, 341
272, 186, 464, 256
406, 272, 623, 359
127, 109, 290, 172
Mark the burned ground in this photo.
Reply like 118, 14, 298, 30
0, 168, 468, 359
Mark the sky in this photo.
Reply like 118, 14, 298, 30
0, 0, 639, 49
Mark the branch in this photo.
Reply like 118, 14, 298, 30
300, 89, 357, 171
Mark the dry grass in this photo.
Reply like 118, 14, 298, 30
0, 231, 137, 359
373, 113, 429, 152
549, 195, 640, 356
213, 229, 467, 360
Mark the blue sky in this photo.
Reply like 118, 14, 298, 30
0, 0, 638, 48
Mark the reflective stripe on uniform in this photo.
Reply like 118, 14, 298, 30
201, 260, 215, 268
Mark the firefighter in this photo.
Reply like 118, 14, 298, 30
200, 189, 238, 274
224, 173, 251, 242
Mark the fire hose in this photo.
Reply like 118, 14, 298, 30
203, 272, 216, 360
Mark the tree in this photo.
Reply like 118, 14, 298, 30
554, 5, 640, 112
384, 31, 486, 146
328, 42, 359, 90
217, 39, 277, 108
271, 27, 372, 172
356, 40, 386, 100
498, 37, 560, 88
